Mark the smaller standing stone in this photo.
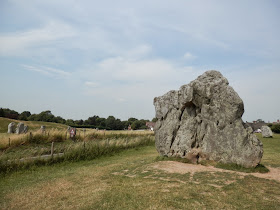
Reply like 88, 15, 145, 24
7, 122, 15, 133
16, 122, 25, 134
23, 125, 28, 133
261, 126, 273, 138
41, 125, 46, 134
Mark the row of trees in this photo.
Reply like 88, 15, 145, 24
0, 108, 157, 130
267, 124, 280, 134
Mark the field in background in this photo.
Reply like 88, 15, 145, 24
256, 133, 280, 167
0, 129, 154, 172
0, 117, 68, 133
0, 117, 154, 173
0, 116, 153, 149
0, 128, 153, 150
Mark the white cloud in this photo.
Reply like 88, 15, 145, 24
116, 97, 126, 103
0, 20, 76, 56
83, 56, 197, 85
183, 52, 196, 60
84, 81, 99, 87
80, 56, 201, 101
22, 64, 71, 78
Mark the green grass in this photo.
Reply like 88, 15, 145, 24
0, 130, 279, 209
0, 140, 73, 160
257, 133, 280, 167
0, 135, 155, 174
0, 117, 68, 133
0, 146, 279, 210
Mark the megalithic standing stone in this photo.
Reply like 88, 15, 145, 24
7, 122, 15, 133
153, 70, 263, 168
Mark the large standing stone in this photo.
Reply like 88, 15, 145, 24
153, 70, 263, 168
261, 126, 273, 138
7, 122, 15, 133
16, 122, 25, 134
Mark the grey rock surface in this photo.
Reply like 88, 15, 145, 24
23, 125, 28, 133
153, 70, 263, 168
261, 126, 273, 138
7, 122, 15, 133
16, 122, 25, 134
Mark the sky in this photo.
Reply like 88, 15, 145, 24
0, 0, 279, 122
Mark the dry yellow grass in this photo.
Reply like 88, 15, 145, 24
4, 168, 108, 210
0, 129, 64, 149
0, 128, 154, 149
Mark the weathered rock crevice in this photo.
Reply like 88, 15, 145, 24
170, 125, 180, 149
154, 70, 263, 168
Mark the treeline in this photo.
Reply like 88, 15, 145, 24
0, 108, 156, 130
267, 123, 280, 134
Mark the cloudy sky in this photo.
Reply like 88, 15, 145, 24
0, 0, 279, 122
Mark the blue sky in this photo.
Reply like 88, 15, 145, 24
0, 0, 279, 122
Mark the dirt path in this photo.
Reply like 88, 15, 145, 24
150, 161, 280, 183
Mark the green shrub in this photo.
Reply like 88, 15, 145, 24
271, 124, 280, 133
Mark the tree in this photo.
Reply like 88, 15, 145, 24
86, 115, 99, 126
131, 120, 142, 130
2, 108, 19, 119
115, 118, 124, 130
152, 117, 157, 122
66, 119, 75, 125
96, 118, 106, 128
0, 108, 4, 117
27, 114, 36, 121
271, 124, 280, 133
106, 116, 116, 130
19, 111, 31, 121
122, 120, 129, 129
34, 110, 55, 122
128, 117, 138, 124
54, 116, 66, 124
75, 119, 84, 125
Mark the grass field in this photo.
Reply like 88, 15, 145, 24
0, 133, 279, 209
0, 117, 68, 133
257, 133, 280, 167
0, 119, 153, 150
0, 129, 154, 173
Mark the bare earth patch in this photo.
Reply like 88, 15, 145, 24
150, 161, 280, 182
